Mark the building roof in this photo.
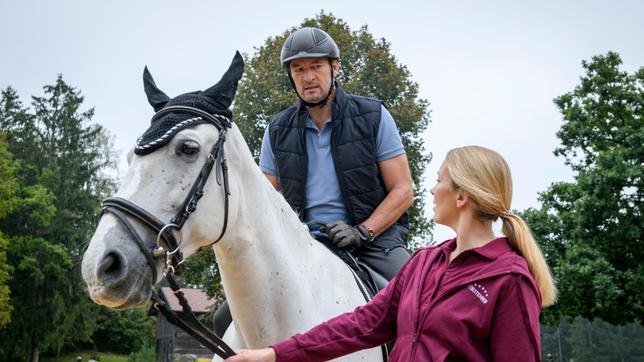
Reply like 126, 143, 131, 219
160, 287, 216, 313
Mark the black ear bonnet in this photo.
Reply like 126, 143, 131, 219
135, 51, 244, 155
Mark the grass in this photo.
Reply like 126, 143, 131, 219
41, 352, 128, 362
42, 351, 213, 362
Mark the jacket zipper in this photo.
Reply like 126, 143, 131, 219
410, 256, 444, 360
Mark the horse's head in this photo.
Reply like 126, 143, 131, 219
82, 52, 244, 309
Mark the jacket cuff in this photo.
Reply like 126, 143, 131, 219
271, 338, 301, 362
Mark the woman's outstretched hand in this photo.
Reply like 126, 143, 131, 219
224, 348, 276, 362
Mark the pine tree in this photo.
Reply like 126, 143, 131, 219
0, 134, 17, 329
0, 77, 117, 361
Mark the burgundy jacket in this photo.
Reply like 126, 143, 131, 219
272, 237, 542, 361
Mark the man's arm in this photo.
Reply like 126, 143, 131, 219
259, 126, 280, 190
361, 153, 413, 236
264, 172, 279, 190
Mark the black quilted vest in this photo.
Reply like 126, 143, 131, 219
268, 85, 409, 227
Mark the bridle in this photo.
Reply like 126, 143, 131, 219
99, 105, 236, 359
102, 105, 231, 280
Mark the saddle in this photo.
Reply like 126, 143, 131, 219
318, 238, 389, 299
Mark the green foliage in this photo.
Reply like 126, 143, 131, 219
29, 76, 117, 251
234, 12, 433, 241
41, 352, 129, 362
0, 134, 17, 219
127, 344, 156, 362
521, 52, 643, 325
0, 236, 73, 360
0, 232, 12, 330
0, 77, 117, 360
0, 135, 17, 329
541, 318, 644, 361
180, 247, 225, 304
12, 184, 57, 230
90, 308, 155, 355
553, 246, 622, 323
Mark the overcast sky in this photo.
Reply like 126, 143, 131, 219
2, 0, 643, 243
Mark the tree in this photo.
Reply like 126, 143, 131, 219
522, 52, 643, 325
180, 247, 224, 306
234, 12, 433, 243
0, 78, 117, 361
540, 318, 644, 361
28, 77, 117, 253
0, 134, 17, 329
2, 236, 73, 361
88, 308, 155, 355
0, 233, 11, 330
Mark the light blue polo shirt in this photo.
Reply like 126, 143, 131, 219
259, 105, 404, 227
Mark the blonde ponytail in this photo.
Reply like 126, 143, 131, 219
501, 212, 557, 306
445, 146, 557, 307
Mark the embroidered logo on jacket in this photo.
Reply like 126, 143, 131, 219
467, 283, 489, 304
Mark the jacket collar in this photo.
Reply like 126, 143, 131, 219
427, 236, 540, 315
331, 83, 347, 121
473, 237, 514, 260
439, 236, 513, 261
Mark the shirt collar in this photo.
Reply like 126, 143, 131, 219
306, 116, 333, 131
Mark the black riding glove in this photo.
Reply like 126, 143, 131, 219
321, 221, 373, 249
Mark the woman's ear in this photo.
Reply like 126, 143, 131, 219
456, 192, 469, 209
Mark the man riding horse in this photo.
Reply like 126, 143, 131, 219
262, 26, 413, 278
214, 27, 413, 336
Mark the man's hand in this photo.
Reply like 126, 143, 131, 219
224, 348, 276, 362
321, 220, 366, 249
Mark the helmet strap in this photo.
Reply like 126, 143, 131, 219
287, 58, 335, 109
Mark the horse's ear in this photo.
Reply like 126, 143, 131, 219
143, 66, 170, 112
203, 51, 245, 109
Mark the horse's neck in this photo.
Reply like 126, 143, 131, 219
216, 126, 321, 262
216, 132, 314, 262
216, 169, 314, 264
213, 130, 348, 346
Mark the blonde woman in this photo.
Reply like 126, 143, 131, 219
226, 146, 556, 362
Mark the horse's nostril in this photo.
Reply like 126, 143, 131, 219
97, 250, 128, 288
104, 254, 120, 274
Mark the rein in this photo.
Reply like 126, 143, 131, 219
99, 105, 236, 359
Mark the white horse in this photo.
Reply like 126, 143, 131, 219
81, 52, 382, 361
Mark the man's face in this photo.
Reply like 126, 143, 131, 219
289, 57, 339, 103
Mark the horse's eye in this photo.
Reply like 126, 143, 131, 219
178, 141, 200, 156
